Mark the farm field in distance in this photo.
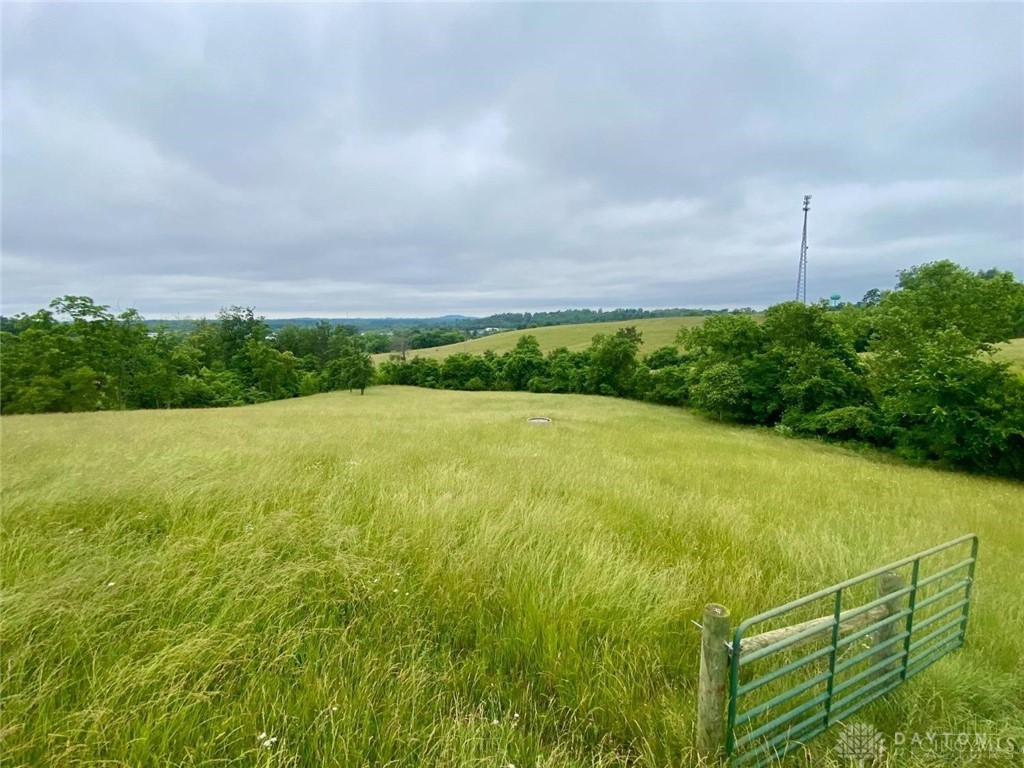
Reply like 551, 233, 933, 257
2, 387, 1022, 767
372, 316, 711, 362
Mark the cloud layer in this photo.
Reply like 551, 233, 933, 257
3, 3, 1021, 317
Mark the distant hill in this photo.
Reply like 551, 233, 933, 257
143, 315, 473, 333
372, 316, 715, 362
143, 307, 745, 334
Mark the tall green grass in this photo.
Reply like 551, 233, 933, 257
2, 388, 1021, 766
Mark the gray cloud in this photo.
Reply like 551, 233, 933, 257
2, 2, 1021, 318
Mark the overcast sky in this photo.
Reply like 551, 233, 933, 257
2, 2, 1022, 318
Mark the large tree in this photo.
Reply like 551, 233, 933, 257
867, 262, 1024, 476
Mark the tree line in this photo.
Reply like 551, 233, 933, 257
377, 261, 1024, 479
453, 306, 754, 333
1, 300, 374, 412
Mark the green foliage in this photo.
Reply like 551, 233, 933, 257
690, 362, 750, 421
869, 328, 1024, 476
585, 327, 644, 398
407, 327, 470, 350
535, 347, 589, 394
677, 313, 763, 360
644, 364, 690, 406
360, 331, 392, 354
643, 345, 683, 370
440, 353, 497, 391
217, 306, 269, 371
322, 338, 375, 394
498, 335, 546, 391
878, 261, 1024, 345
678, 304, 869, 429
244, 338, 299, 401
1, 297, 375, 415
864, 263, 1024, 477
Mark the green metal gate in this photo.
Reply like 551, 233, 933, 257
725, 534, 978, 766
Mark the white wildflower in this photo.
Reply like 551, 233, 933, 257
259, 733, 278, 748
106, 582, 115, 587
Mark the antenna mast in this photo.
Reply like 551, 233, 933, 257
795, 195, 811, 304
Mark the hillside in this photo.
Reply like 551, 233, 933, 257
997, 337, 1024, 372
381, 315, 1024, 374
2, 388, 1021, 766
374, 315, 712, 362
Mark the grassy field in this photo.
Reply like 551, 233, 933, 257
2, 388, 1022, 767
996, 338, 1024, 372
373, 316, 710, 362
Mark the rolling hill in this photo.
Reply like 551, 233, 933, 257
374, 315, 713, 362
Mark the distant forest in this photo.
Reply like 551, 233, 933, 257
2, 261, 1022, 478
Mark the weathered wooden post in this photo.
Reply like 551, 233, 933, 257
873, 571, 906, 675
697, 603, 731, 763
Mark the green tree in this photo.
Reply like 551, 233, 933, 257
869, 327, 1024, 476
217, 306, 269, 373
759, 302, 871, 430
879, 261, 1023, 345
323, 342, 374, 394
863, 263, 1024, 476
244, 338, 299, 401
346, 348, 375, 395
499, 335, 546, 391
690, 362, 749, 421
107, 308, 153, 409
585, 327, 643, 397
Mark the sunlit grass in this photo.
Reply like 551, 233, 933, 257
995, 337, 1024, 372
2, 387, 1021, 766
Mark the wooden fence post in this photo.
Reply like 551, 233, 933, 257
873, 571, 905, 675
697, 603, 731, 763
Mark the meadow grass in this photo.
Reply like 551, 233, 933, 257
372, 317, 709, 363
995, 338, 1024, 373
1, 388, 1022, 767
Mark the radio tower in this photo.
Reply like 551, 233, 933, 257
795, 195, 811, 304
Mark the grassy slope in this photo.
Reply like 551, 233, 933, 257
372, 316, 709, 362
377, 313, 1024, 371
2, 389, 1022, 767
996, 337, 1024, 372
